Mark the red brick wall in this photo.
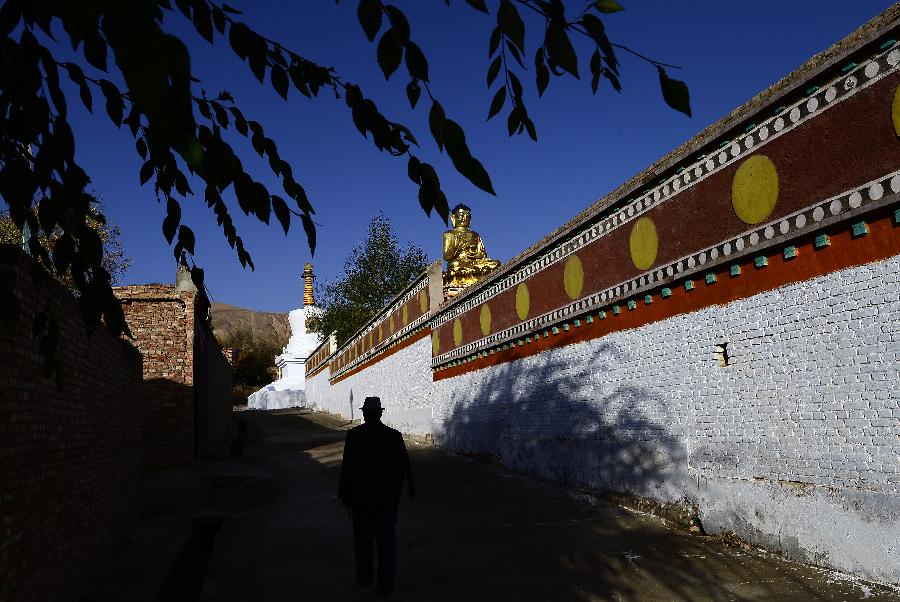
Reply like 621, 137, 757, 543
115, 285, 196, 470
0, 246, 143, 602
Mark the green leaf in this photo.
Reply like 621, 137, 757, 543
377, 29, 403, 80
162, 198, 181, 243
98, 79, 123, 127
546, 21, 578, 78
487, 86, 505, 120
594, 0, 624, 13
357, 0, 382, 42
271, 64, 289, 99
497, 1, 524, 54
429, 101, 445, 151
271, 194, 291, 234
0, 284, 20, 336
404, 41, 428, 82
487, 55, 501, 87
658, 67, 691, 116
442, 119, 495, 195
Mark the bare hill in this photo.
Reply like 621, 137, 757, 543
210, 302, 290, 348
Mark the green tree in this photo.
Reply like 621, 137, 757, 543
0, 200, 131, 287
0, 0, 688, 343
314, 212, 428, 346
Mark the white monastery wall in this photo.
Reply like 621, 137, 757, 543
305, 255, 900, 583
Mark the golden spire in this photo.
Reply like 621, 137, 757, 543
303, 262, 315, 306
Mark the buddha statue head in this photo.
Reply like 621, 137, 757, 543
450, 203, 472, 229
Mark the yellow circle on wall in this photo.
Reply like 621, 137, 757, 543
419, 289, 428, 313
432, 331, 440, 355
480, 304, 492, 336
453, 319, 463, 346
402, 304, 409, 326
893, 84, 900, 137
563, 255, 584, 300
515, 283, 530, 321
629, 217, 659, 271
732, 154, 779, 224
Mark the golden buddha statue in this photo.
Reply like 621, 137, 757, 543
443, 204, 500, 289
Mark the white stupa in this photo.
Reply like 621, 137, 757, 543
247, 263, 323, 410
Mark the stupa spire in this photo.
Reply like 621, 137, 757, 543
303, 263, 315, 307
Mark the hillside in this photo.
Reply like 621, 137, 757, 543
210, 302, 291, 349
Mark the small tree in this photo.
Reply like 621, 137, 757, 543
0, 200, 131, 288
314, 212, 428, 346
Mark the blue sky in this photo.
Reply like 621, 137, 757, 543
59, 1, 894, 312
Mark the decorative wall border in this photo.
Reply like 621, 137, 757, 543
330, 273, 430, 381
431, 44, 900, 336
432, 171, 900, 368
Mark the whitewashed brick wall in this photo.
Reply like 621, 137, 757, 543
306, 255, 900, 584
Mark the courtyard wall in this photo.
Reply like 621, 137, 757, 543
306, 11, 900, 585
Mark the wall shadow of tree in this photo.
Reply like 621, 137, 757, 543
438, 342, 688, 500
428, 341, 801, 601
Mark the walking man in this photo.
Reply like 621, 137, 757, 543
338, 396, 415, 597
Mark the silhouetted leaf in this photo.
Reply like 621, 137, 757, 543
136, 138, 147, 159
301, 213, 316, 255
192, 0, 213, 43
221, 3, 242, 14
271, 64, 289, 99
140, 160, 154, 185
429, 101, 445, 151
384, 5, 410, 42
581, 14, 617, 73
546, 21, 578, 78
535, 49, 549, 96
487, 55, 501, 86
357, 0, 382, 42
64, 63, 92, 112
442, 119, 494, 194
98, 79, 123, 126
487, 86, 505, 120
488, 26, 501, 56
497, 1, 524, 53
658, 67, 691, 116
404, 41, 428, 81
406, 80, 421, 108
465, 0, 488, 13
177, 225, 195, 254
377, 29, 402, 80
212, 6, 226, 34
83, 33, 107, 71
162, 198, 181, 243
407, 155, 421, 183
271, 194, 290, 234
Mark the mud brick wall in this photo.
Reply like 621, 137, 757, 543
115, 284, 196, 470
115, 284, 234, 467
0, 246, 143, 602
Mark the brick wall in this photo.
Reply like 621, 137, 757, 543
0, 246, 143, 602
115, 283, 233, 469
115, 285, 196, 470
